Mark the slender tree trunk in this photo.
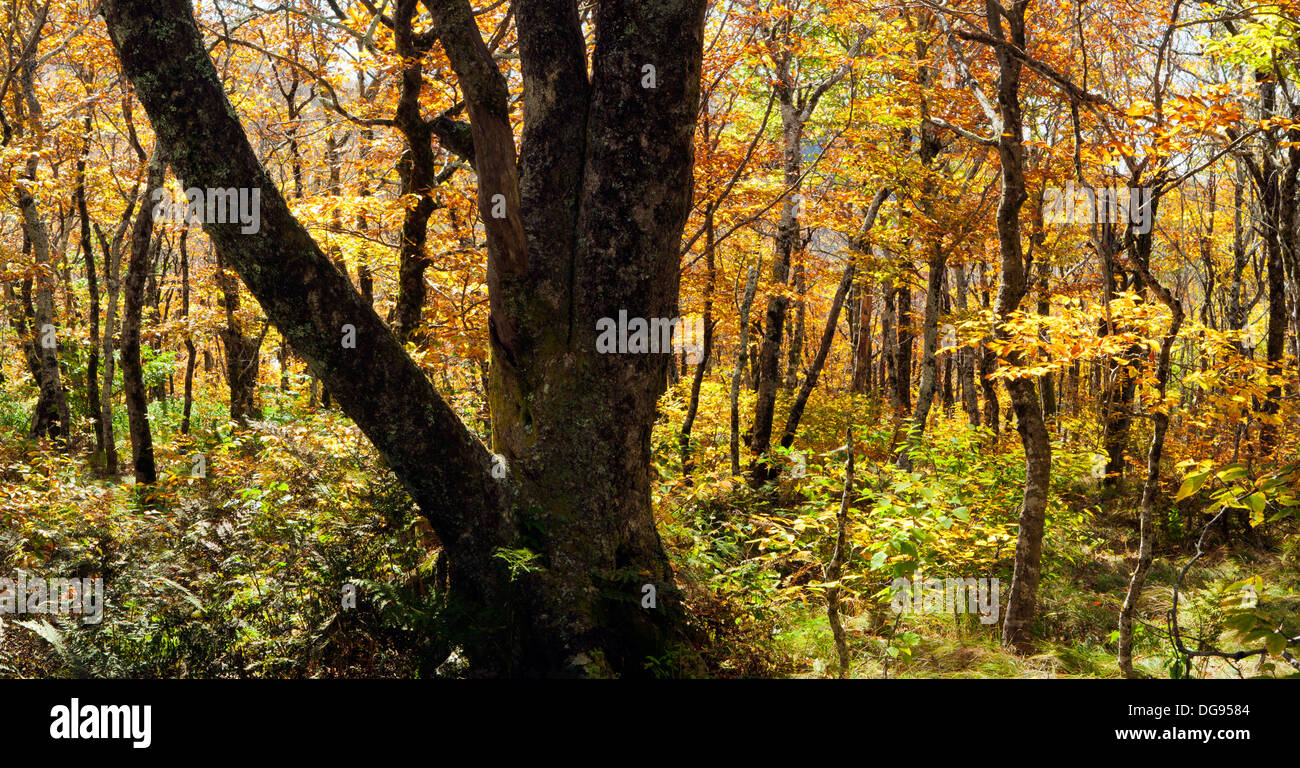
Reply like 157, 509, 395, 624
895, 282, 913, 413
785, 256, 805, 389
824, 425, 854, 679
14, 50, 70, 446
180, 231, 197, 435
898, 244, 947, 469
780, 262, 854, 451
216, 248, 261, 423
954, 261, 979, 426
881, 274, 899, 411
850, 284, 874, 394
75, 114, 105, 463
1036, 256, 1055, 418
1118, 194, 1180, 678
976, 261, 1000, 433
749, 79, 803, 487
731, 266, 759, 476
121, 143, 166, 484
982, 0, 1051, 654
679, 209, 716, 479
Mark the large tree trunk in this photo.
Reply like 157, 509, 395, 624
104, 0, 708, 677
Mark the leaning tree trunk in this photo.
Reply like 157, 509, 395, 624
104, 0, 708, 678
779, 262, 854, 454
778, 187, 889, 459
679, 206, 716, 479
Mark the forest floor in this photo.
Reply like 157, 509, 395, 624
776, 511, 1299, 679
1, 376, 1296, 678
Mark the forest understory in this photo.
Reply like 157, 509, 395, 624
2, 376, 1296, 678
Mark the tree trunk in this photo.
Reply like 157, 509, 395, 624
894, 282, 913, 413
881, 274, 899, 411
75, 114, 106, 463
982, 0, 1051, 654
1118, 193, 1179, 678
731, 266, 759, 476
180, 231, 197, 435
898, 244, 947, 469
121, 143, 166, 484
954, 261, 979, 426
215, 246, 261, 422
785, 256, 805, 389
780, 262, 854, 452
14, 47, 70, 446
679, 208, 716, 479
850, 283, 874, 394
824, 426, 854, 679
104, 0, 709, 677
749, 78, 803, 488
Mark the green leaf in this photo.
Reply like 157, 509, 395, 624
1174, 470, 1210, 502
1216, 464, 1249, 482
